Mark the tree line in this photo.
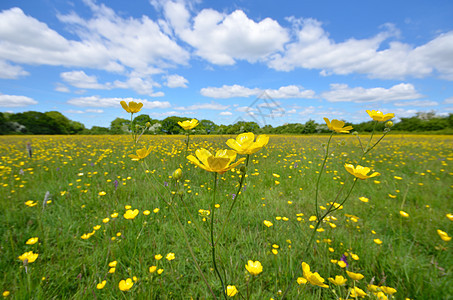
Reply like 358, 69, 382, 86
1, 111, 452, 135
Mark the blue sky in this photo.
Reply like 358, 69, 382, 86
1, 0, 452, 128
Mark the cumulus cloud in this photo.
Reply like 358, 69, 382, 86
67, 96, 171, 109
444, 97, 453, 104
200, 84, 315, 99
263, 85, 315, 99
0, 60, 29, 79
61, 70, 110, 89
0, 3, 189, 77
0, 93, 38, 107
165, 3, 289, 65
394, 100, 438, 107
321, 83, 423, 103
55, 83, 71, 93
219, 111, 232, 116
268, 18, 453, 80
201, 85, 260, 98
165, 74, 188, 88
85, 109, 104, 113
175, 101, 229, 110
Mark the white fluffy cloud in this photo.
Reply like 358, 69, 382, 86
201, 85, 260, 98
165, 74, 189, 88
165, 3, 289, 65
67, 96, 171, 109
175, 101, 229, 110
219, 111, 232, 116
0, 60, 29, 79
0, 93, 38, 107
321, 83, 423, 102
263, 85, 316, 99
269, 18, 453, 80
394, 100, 438, 107
201, 84, 315, 99
0, 3, 189, 75
61, 71, 110, 89
444, 97, 453, 104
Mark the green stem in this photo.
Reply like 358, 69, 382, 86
215, 154, 249, 245
211, 173, 227, 299
282, 178, 357, 300
315, 132, 334, 220
364, 130, 389, 155
364, 121, 378, 153
167, 193, 217, 299
179, 195, 210, 244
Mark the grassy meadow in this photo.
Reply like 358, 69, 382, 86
0, 133, 452, 299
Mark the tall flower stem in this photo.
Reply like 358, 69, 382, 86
211, 172, 227, 299
138, 162, 216, 298
364, 121, 378, 153
215, 154, 249, 245
315, 132, 334, 220
281, 177, 357, 299
167, 193, 217, 299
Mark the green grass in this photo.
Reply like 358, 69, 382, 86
0, 134, 452, 299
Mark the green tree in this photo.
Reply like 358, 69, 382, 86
68, 121, 86, 134
110, 117, 130, 134
89, 126, 110, 135
161, 116, 187, 134
45, 111, 72, 134
10, 111, 62, 134
0, 113, 9, 134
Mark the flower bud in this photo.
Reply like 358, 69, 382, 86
385, 121, 393, 128
172, 168, 182, 180
145, 122, 151, 128
135, 124, 140, 129
240, 166, 247, 174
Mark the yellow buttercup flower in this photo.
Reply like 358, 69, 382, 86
344, 164, 380, 180
437, 229, 451, 242
25, 200, 37, 207
26, 237, 39, 245
96, 280, 106, 289
399, 210, 409, 218
118, 278, 134, 291
380, 286, 397, 295
18, 251, 39, 263
124, 209, 139, 220
302, 262, 329, 288
120, 100, 143, 113
366, 110, 394, 122
129, 146, 152, 161
263, 220, 273, 227
297, 277, 307, 285
346, 270, 364, 280
165, 252, 175, 261
187, 149, 245, 174
226, 285, 238, 297
446, 213, 453, 221
323, 118, 353, 133
226, 132, 269, 155
350, 286, 368, 298
245, 260, 263, 276
328, 275, 347, 286
149, 266, 157, 273
178, 119, 199, 130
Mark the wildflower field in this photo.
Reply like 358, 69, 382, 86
0, 131, 452, 299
